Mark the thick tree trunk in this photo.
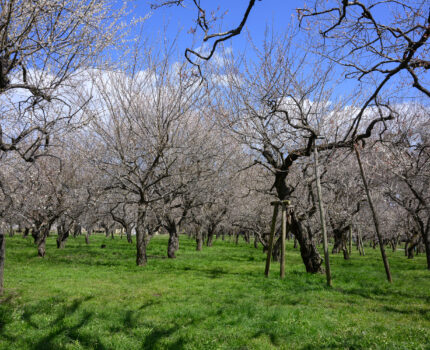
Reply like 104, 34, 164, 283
274, 172, 323, 273
407, 242, 417, 259
37, 235, 47, 257
8, 225, 14, 237
32, 228, 39, 244
167, 225, 179, 259
56, 226, 69, 249
272, 235, 282, 262
73, 224, 82, 238
342, 241, 350, 260
290, 213, 323, 273
332, 228, 343, 254
23, 227, 29, 238
206, 230, 214, 247
196, 230, 203, 251
244, 231, 250, 244
0, 231, 5, 296
423, 234, 430, 270
126, 226, 133, 244
253, 235, 258, 249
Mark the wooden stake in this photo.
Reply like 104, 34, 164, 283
280, 203, 287, 279
354, 144, 392, 282
264, 203, 279, 277
313, 140, 332, 287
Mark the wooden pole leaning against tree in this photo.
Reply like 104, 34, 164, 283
313, 139, 332, 287
280, 202, 289, 279
264, 202, 279, 277
354, 143, 392, 283
265, 200, 291, 278
0, 227, 5, 296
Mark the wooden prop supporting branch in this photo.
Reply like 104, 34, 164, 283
265, 200, 291, 278
280, 203, 287, 279
354, 143, 392, 283
313, 142, 332, 287
0, 230, 5, 296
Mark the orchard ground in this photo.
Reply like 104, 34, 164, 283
0, 234, 429, 350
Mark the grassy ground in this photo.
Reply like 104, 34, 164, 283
0, 234, 429, 350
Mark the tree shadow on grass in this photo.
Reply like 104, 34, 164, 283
381, 305, 430, 321
334, 286, 430, 303
0, 295, 110, 350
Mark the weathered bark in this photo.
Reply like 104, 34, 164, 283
290, 213, 324, 273
56, 225, 69, 249
244, 231, 250, 244
206, 230, 214, 247
196, 229, 203, 251
0, 231, 5, 295
36, 227, 50, 258
272, 235, 281, 262
32, 227, 39, 244
125, 226, 133, 244
253, 235, 258, 249
342, 241, 350, 260
8, 225, 14, 237
331, 223, 350, 258
167, 224, 179, 259
424, 234, 430, 270
273, 172, 323, 274
73, 224, 82, 238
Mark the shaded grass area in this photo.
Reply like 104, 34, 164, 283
1, 234, 429, 349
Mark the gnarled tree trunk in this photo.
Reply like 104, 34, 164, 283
290, 213, 323, 273
196, 229, 203, 251
274, 173, 323, 273
56, 224, 69, 249
167, 224, 179, 258
36, 224, 51, 258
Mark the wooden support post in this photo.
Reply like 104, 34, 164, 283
280, 203, 287, 279
313, 139, 332, 287
264, 203, 279, 277
354, 144, 391, 282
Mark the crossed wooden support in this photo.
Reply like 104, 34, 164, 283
264, 200, 294, 279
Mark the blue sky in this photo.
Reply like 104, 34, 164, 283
132, 1, 299, 56
122, 1, 429, 106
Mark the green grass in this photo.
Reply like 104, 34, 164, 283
1, 234, 429, 350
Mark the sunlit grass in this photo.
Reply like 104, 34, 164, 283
1, 234, 429, 349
